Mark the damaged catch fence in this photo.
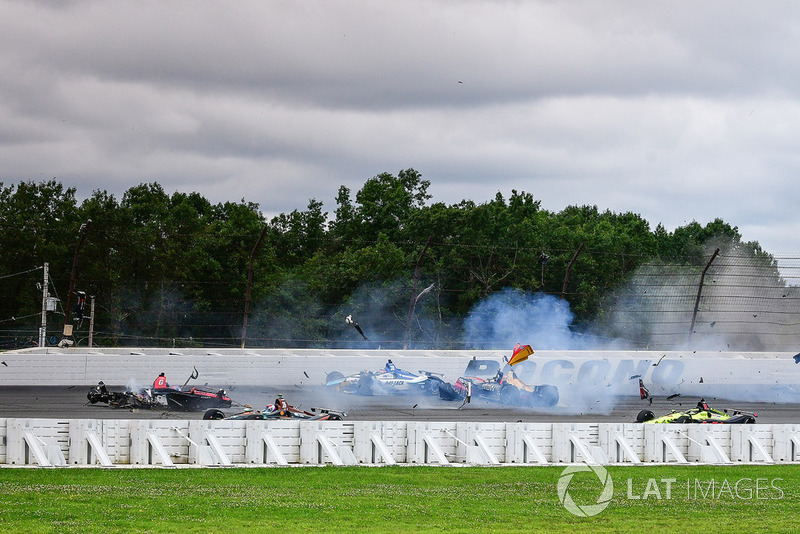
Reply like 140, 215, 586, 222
2, 418, 799, 468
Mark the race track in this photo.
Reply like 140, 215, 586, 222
0, 385, 797, 424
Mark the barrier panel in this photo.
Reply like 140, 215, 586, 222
2, 418, 800, 468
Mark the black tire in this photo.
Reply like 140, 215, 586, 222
438, 382, 460, 401
356, 372, 375, 395
203, 408, 225, 420
325, 371, 345, 385
636, 409, 655, 423
533, 385, 559, 407
499, 386, 519, 406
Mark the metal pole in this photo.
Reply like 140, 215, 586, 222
561, 243, 584, 300
39, 262, 48, 347
241, 224, 269, 348
88, 296, 95, 347
688, 248, 720, 339
404, 235, 432, 349
63, 220, 91, 339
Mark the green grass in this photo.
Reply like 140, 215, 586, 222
0, 465, 797, 533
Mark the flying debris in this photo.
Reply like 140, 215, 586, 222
666, 393, 681, 401
653, 354, 666, 366
699, 377, 704, 383
793, 353, 800, 364
415, 283, 435, 303
345, 314, 368, 340
303, 371, 310, 378
182, 366, 200, 388
508, 343, 533, 366
1, 361, 7, 367
638, 379, 650, 400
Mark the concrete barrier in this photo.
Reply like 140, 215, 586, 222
2, 348, 800, 405
2, 417, 798, 467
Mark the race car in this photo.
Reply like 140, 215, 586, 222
636, 399, 757, 424
203, 404, 345, 421
87, 380, 233, 412
325, 359, 451, 398
438, 353, 559, 407
87, 381, 155, 409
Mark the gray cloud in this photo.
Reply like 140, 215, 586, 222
2, 0, 800, 257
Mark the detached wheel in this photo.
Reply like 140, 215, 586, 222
203, 409, 225, 420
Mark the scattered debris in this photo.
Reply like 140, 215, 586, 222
666, 393, 681, 401
1, 361, 7, 367
699, 377, 704, 383
303, 371, 310, 379
345, 314, 368, 340
653, 354, 666, 366
638, 379, 650, 400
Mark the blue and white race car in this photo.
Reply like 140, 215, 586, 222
325, 359, 456, 399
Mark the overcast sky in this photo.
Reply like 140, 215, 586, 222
2, 1, 800, 257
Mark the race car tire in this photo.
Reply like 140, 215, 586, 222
499, 385, 520, 406
534, 385, 559, 407
356, 373, 376, 396
325, 371, 345, 385
203, 408, 225, 420
438, 382, 461, 401
426, 378, 441, 396
636, 409, 655, 422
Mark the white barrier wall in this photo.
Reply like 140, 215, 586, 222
3, 348, 800, 404
1, 417, 798, 468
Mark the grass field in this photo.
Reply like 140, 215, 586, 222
0, 464, 797, 533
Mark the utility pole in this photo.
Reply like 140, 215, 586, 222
39, 262, 48, 347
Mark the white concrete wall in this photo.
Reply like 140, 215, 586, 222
2, 348, 799, 404
2, 417, 798, 467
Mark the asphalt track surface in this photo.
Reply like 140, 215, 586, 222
0, 385, 798, 423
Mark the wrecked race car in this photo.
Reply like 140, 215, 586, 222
636, 398, 757, 424
439, 349, 559, 407
325, 359, 453, 398
87, 370, 234, 412
203, 404, 345, 421
87, 381, 156, 409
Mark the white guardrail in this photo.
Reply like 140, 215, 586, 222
2, 418, 799, 467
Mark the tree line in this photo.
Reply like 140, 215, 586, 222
0, 170, 780, 350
